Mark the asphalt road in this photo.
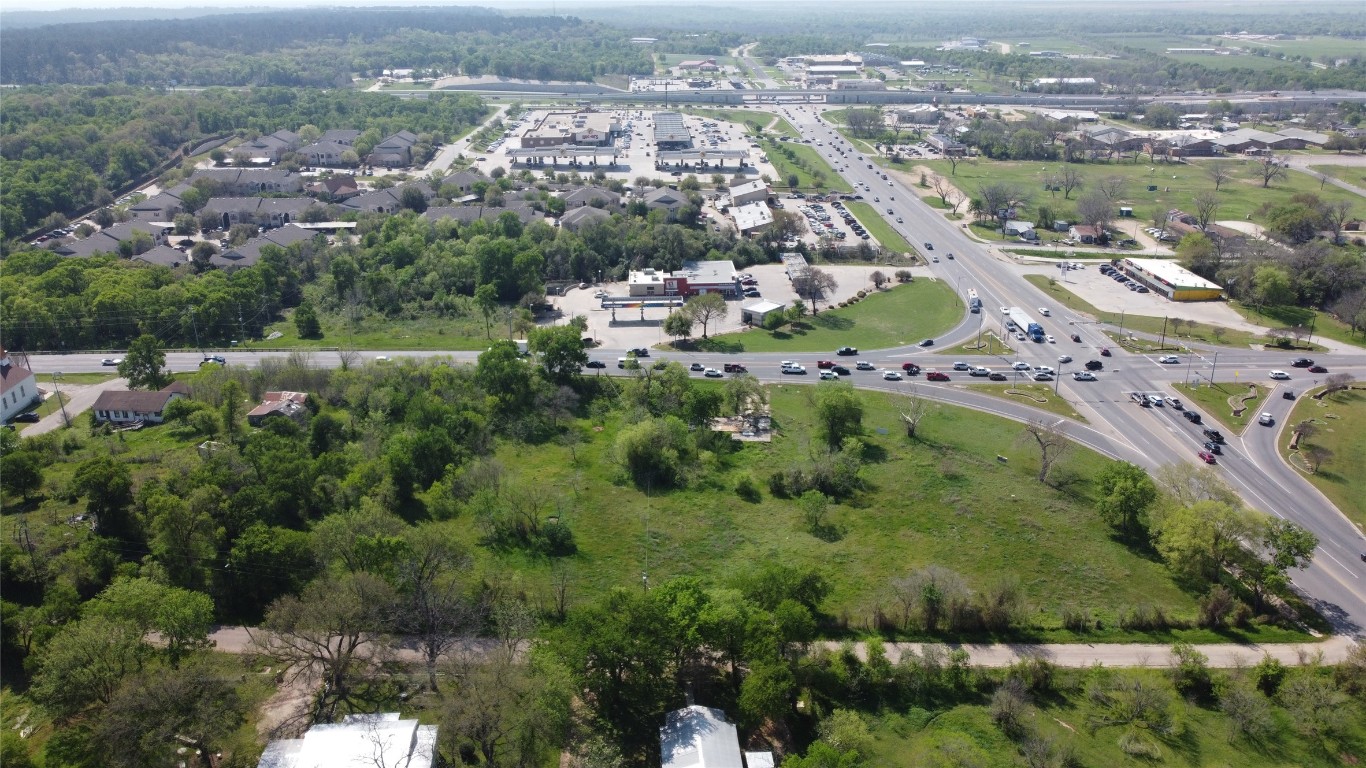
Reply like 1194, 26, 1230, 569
19, 105, 1366, 640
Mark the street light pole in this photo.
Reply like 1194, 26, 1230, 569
51, 372, 70, 428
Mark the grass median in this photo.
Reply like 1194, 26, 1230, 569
844, 201, 915, 254
1279, 385, 1366, 530
1174, 381, 1269, 433
968, 381, 1088, 422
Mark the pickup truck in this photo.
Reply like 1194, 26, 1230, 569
723, 363, 747, 373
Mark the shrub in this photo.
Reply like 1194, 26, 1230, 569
734, 474, 761, 502
1062, 605, 1093, 633
1119, 604, 1171, 631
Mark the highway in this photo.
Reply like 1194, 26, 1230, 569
18, 105, 1366, 638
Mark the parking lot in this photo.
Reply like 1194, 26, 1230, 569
556, 263, 916, 349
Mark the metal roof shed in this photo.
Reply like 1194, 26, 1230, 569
660, 706, 744, 768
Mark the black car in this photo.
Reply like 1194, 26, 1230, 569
836, 346, 858, 355
1203, 441, 1222, 455
631, 348, 650, 357
923, 242, 933, 250
988, 372, 1008, 381
201, 355, 226, 365
1183, 410, 1202, 424
1202, 428, 1225, 443
585, 360, 606, 368
1085, 360, 1104, 371
918, 338, 934, 347
831, 365, 851, 376
1291, 358, 1314, 368
12, 412, 40, 423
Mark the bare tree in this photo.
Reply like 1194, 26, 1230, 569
391, 532, 483, 692
1076, 191, 1114, 239
1329, 288, 1366, 336
683, 292, 728, 338
1018, 418, 1072, 483
1097, 175, 1129, 204
1324, 372, 1355, 394
870, 270, 888, 289
1193, 191, 1222, 231
1204, 161, 1234, 191
898, 391, 930, 438
1301, 444, 1333, 474
930, 174, 956, 206
945, 152, 964, 176
1317, 200, 1354, 244
792, 268, 838, 314
1060, 166, 1083, 200
1255, 155, 1288, 188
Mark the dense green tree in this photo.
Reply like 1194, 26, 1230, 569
612, 416, 695, 488
72, 455, 135, 539
29, 616, 150, 716
117, 334, 169, 391
293, 299, 321, 338
1095, 461, 1158, 534
529, 324, 588, 384
815, 382, 863, 448
95, 660, 245, 768
0, 450, 44, 502
475, 340, 535, 416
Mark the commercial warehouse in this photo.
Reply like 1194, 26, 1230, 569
653, 112, 693, 150
1118, 258, 1224, 302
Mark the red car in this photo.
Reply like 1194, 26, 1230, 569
1198, 450, 1217, 465
1308, 365, 1328, 373
816, 360, 835, 369
926, 371, 950, 381
901, 362, 921, 373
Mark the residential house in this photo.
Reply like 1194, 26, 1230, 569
319, 129, 361, 146
202, 197, 320, 230
368, 130, 420, 167
234, 130, 300, 163
212, 225, 321, 270
1004, 220, 1038, 240
340, 183, 434, 214
0, 350, 40, 424
444, 170, 489, 195
257, 712, 436, 768
643, 187, 690, 213
559, 206, 612, 231
128, 182, 192, 221
247, 391, 310, 427
1163, 134, 1221, 158
57, 221, 172, 259
306, 175, 361, 202
660, 706, 772, 768
132, 245, 188, 268
91, 382, 190, 425
561, 186, 621, 209
1068, 224, 1102, 244
190, 169, 303, 196
296, 141, 355, 167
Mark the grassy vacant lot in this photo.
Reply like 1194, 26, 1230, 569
919, 156, 1362, 229
687, 107, 767, 129
761, 137, 854, 193
472, 385, 1308, 643
1280, 386, 1366, 530
1307, 163, 1366, 186
866, 668, 1365, 768
1229, 300, 1364, 349
704, 280, 961, 353
257, 312, 493, 351
844, 201, 915, 254
1174, 382, 1269, 433
1024, 275, 1273, 350
969, 381, 1087, 422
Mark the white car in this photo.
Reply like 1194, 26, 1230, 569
1012, 361, 1031, 371
1269, 370, 1291, 380
1158, 355, 1179, 364
1058, 355, 1073, 363
101, 358, 123, 366
1000, 306, 1010, 315
375, 355, 390, 362
1258, 412, 1274, 426
820, 370, 837, 380
1046, 335, 1056, 344
882, 371, 903, 381
1038, 307, 1051, 316
856, 361, 875, 370
1073, 371, 1097, 381
1034, 366, 1055, 375
704, 368, 722, 378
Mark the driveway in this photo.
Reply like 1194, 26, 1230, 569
20, 377, 127, 437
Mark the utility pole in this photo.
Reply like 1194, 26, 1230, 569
1210, 351, 1219, 385
51, 372, 70, 428
1159, 315, 1168, 349
188, 306, 201, 353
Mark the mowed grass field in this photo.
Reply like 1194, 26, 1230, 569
464, 385, 1309, 642
704, 279, 962, 353
919, 156, 1362, 228
1280, 386, 1366, 530
762, 137, 854, 193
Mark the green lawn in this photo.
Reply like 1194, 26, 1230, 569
1306, 163, 1366, 186
1280, 386, 1366, 530
919, 156, 1363, 229
687, 107, 770, 129
767, 116, 801, 139
968, 381, 1088, 422
1174, 382, 1269, 433
1229, 301, 1365, 350
257, 312, 493, 351
703, 280, 961, 353
461, 385, 1310, 642
761, 137, 853, 193
844, 201, 915, 254
1024, 275, 1278, 350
